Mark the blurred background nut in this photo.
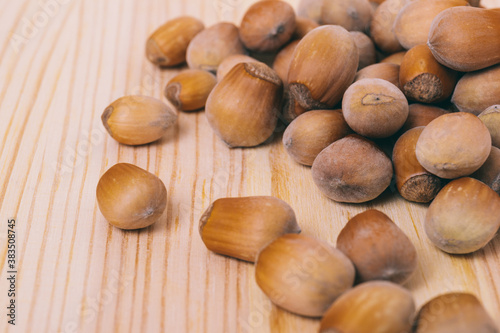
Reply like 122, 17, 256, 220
311, 135, 393, 203
291, 17, 319, 40
380, 51, 407, 66
354, 63, 401, 88
369, 0, 407, 54
479, 105, 500, 148
425, 177, 500, 254
146, 16, 204, 67
399, 44, 458, 104
342, 78, 409, 138
399, 103, 449, 133
205, 62, 282, 147
216, 54, 260, 81
96, 163, 167, 230
297, 0, 322, 23
337, 209, 418, 284
471, 146, 500, 195
282, 110, 352, 166
239, 0, 296, 53
272, 40, 299, 84
199, 196, 300, 262
393, 127, 443, 203
349, 31, 377, 70
451, 64, 500, 115
413, 293, 499, 333
320, 281, 416, 333
255, 234, 355, 317
102, 95, 177, 145
186, 22, 245, 72
321, 0, 374, 32
415, 112, 491, 179
164, 69, 217, 111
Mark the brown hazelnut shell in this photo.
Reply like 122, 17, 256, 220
354, 63, 400, 88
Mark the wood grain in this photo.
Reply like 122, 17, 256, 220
0, 0, 499, 332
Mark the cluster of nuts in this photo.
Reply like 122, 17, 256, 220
93, 0, 500, 330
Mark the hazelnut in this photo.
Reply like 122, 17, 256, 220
354, 63, 400, 88
205, 62, 282, 147
342, 78, 409, 138
349, 31, 377, 70
282, 110, 352, 166
272, 40, 299, 84
164, 69, 217, 111
479, 105, 500, 148
96, 163, 167, 230
255, 234, 355, 317
425, 177, 500, 254
320, 281, 416, 333
287, 25, 358, 119
311, 135, 393, 203
415, 112, 491, 179
321, 0, 374, 33
146, 16, 204, 67
101, 95, 177, 145
239, 0, 296, 53
186, 22, 245, 72
413, 293, 498, 333
380, 51, 407, 65
337, 210, 418, 284
471, 146, 500, 195
393, 127, 443, 202
291, 17, 319, 40
199, 196, 300, 262
216, 54, 260, 81
400, 103, 449, 133
399, 44, 458, 104
297, 0, 322, 23
370, 0, 406, 54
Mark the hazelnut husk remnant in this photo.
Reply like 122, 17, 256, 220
415, 112, 491, 179
393, 127, 443, 202
96, 163, 167, 230
312, 135, 393, 203
165, 69, 217, 111
337, 209, 418, 284
413, 293, 499, 333
320, 281, 416, 333
102, 95, 177, 145
146, 16, 204, 67
255, 234, 355, 317
425, 177, 500, 254
199, 196, 300, 262
283, 110, 351, 166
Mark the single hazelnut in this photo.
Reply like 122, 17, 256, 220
311, 135, 393, 203
146, 16, 204, 67
399, 44, 458, 103
255, 234, 355, 317
479, 105, 500, 149
471, 146, 500, 195
239, 0, 296, 53
297, 0, 322, 23
216, 54, 260, 81
101, 95, 177, 145
349, 31, 377, 70
205, 62, 283, 147
337, 209, 418, 284
399, 103, 449, 133
425, 177, 500, 254
199, 196, 300, 262
186, 22, 245, 72
96, 163, 167, 230
413, 293, 499, 333
415, 112, 491, 179
282, 110, 352, 166
354, 63, 400, 88
164, 69, 217, 111
272, 40, 299, 84
342, 78, 409, 138
393, 127, 443, 202
320, 281, 416, 333
321, 0, 374, 33
370, 0, 407, 54
380, 51, 407, 65
291, 17, 319, 40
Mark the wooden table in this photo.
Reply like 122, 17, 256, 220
1, 0, 499, 332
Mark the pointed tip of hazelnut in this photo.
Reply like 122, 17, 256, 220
243, 62, 282, 87
199, 202, 214, 236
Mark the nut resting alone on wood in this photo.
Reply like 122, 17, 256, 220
186, 22, 245, 72
102, 95, 177, 145
479, 105, 500, 149
164, 69, 217, 111
199, 196, 300, 262
415, 112, 491, 179
399, 44, 457, 104
286, 25, 358, 119
205, 62, 282, 147
393, 127, 442, 203
255, 234, 355, 317
337, 209, 418, 284
239, 0, 296, 53
311, 135, 393, 203
319, 281, 416, 333
96, 163, 167, 230
413, 293, 499, 333
425, 177, 500, 254
146, 16, 204, 67
342, 78, 409, 138
282, 110, 351, 166
471, 146, 500, 195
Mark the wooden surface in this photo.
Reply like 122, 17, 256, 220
1, 0, 499, 332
